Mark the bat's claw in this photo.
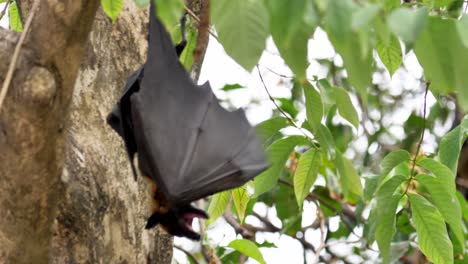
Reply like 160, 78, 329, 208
145, 204, 209, 241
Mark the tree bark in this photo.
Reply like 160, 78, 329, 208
50, 3, 174, 263
0, 1, 174, 263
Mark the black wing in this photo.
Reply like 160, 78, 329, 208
107, 67, 143, 180
128, 3, 268, 207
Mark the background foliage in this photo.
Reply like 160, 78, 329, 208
96, 0, 468, 263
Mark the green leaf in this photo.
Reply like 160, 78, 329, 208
222, 84, 244, 92
317, 79, 336, 112
179, 26, 198, 70
417, 158, 456, 184
352, 3, 381, 30
380, 150, 411, 179
155, 0, 184, 30
303, 82, 323, 132
334, 87, 359, 129
456, 191, 468, 222
387, 7, 428, 45
133, 0, 149, 8
438, 116, 468, 173
335, 151, 363, 203
266, 0, 317, 79
416, 158, 464, 253
363, 176, 379, 202
101, 0, 124, 23
325, 0, 373, 103
254, 136, 308, 197
232, 184, 250, 224
277, 98, 299, 118
206, 191, 231, 226
228, 239, 265, 264
457, 15, 468, 47
310, 124, 336, 158
312, 186, 343, 216
373, 175, 406, 264
376, 34, 402, 76
294, 148, 319, 209
8, 1, 22, 32
416, 173, 464, 254
409, 193, 453, 264
414, 16, 468, 109
396, 209, 415, 235
211, 0, 269, 71
255, 117, 288, 145
276, 182, 302, 235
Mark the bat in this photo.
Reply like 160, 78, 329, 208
106, 2, 268, 240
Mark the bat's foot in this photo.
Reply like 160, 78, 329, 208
145, 204, 208, 240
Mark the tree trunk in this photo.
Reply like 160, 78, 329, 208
50, 3, 174, 263
0, 1, 174, 263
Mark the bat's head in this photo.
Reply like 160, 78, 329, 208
145, 204, 208, 240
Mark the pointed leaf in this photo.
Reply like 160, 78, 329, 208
222, 84, 244, 92
294, 148, 319, 208
380, 150, 411, 177
312, 124, 336, 158
334, 87, 359, 129
255, 117, 288, 145
352, 3, 381, 30
303, 82, 323, 132
267, 0, 317, 79
376, 34, 402, 76
414, 16, 468, 109
325, 0, 373, 102
438, 116, 468, 174
387, 7, 428, 45
206, 191, 231, 226
232, 184, 250, 224
254, 136, 308, 197
228, 239, 265, 264
335, 151, 363, 203
211, 0, 269, 71
374, 175, 406, 264
156, 0, 184, 29
416, 173, 464, 254
101, 0, 124, 23
409, 193, 453, 264
456, 191, 468, 222
8, 1, 22, 32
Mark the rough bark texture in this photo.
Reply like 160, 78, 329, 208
50, 3, 174, 263
0, 0, 101, 262
0, 1, 173, 263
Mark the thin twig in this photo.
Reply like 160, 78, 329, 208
0, 0, 11, 21
183, 5, 200, 23
403, 82, 430, 196
256, 65, 311, 139
0, 0, 40, 111
313, 208, 326, 264
174, 244, 200, 264
259, 64, 315, 82
410, 82, 430, 176
183, 4, 219, 42
261, 65, 295, 79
